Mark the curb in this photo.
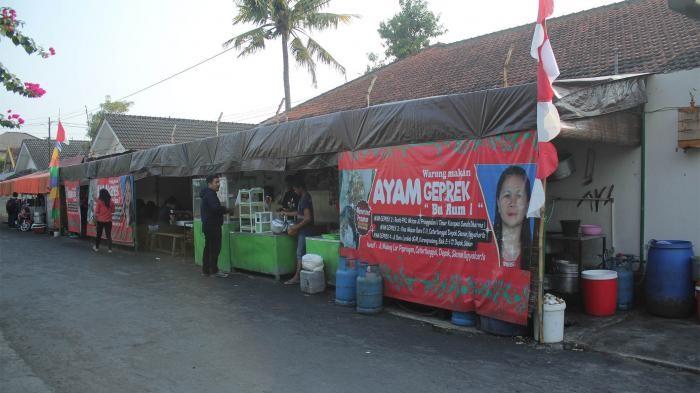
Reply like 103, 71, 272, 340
562, 340, 700, 375
385, 308, 483, 335
388, 307, 700, 374
591, 349, 700, 375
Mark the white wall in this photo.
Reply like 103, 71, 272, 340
547, 139, 642, 258
14, 145, 36, 172
90, 123, 126, 158
644, 68, 700, 250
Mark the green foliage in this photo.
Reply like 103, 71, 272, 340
364, 52, 386, 74
378, 0, 445, 60
0, 7, 53, 99
224, 0, 357, 111
87, 98, 134, 140
0, 115, 21, 129
1, 7, 53, 129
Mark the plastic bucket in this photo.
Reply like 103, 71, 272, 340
451, 311, 477, 327
581, 270, 618, 317
543, 302, 566, 343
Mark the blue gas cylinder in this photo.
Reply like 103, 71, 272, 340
646, 240, 695, 318
356, 263, 383, 314
335, 257, 358, 306
615, 267, 634, 310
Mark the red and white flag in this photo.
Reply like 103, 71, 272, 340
528, 0, 560, 218
530, 0, 561, 143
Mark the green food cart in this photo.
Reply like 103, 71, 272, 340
306, 236, 340, 285
229, 232, 297, 280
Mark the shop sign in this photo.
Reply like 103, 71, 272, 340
65, 180, 81, 234
87, 175, 135, 245
339, 132, 537, 325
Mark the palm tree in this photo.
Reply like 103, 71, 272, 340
224, 0, 356, 113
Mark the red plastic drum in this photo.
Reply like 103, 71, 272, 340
581, 270, 618, 317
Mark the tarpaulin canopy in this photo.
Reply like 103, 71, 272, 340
59, 74, 647, 181
0, 170, 49, 195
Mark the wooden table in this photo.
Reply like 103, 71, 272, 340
149, 229, 187, 257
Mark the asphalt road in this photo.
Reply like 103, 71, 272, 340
1, 228, 698, 393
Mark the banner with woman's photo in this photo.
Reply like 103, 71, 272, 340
339, 132, 537, 325
87, 175, 135, 245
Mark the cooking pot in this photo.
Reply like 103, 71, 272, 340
271, 218, 288, 235
553, 259, 580, 294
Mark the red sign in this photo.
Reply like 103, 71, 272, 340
87, 175, 135, 246
65, 180, 81, 234
339, 132, 538, 325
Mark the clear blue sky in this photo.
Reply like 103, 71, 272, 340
1, 0, 620, 141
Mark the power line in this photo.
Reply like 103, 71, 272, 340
23, 45, 239, 123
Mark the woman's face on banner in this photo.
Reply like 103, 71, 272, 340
498, 175, 528, 228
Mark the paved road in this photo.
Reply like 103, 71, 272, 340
1, 228, 698, 393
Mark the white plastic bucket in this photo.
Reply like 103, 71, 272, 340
543, 301, 566, 343
302, 254, 324, 271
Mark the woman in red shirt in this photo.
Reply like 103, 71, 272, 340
93, 188, 115, 253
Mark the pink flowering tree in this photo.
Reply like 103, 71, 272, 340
0, 7, 54, 128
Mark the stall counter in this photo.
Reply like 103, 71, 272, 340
229, 232, 297, 280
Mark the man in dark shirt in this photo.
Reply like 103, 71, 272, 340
284, 177, 314, 285
199, 175, 232, 278
279, 175, 300, 213
6, 192, 18, 228
158, 197, 177, 225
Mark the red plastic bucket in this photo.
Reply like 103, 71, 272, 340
581, 270, 618, 317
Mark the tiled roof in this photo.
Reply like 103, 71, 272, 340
0, 132, 39, 151
22, 139, 90, 170
103, 114, 256, 150
283, 0, 700, 121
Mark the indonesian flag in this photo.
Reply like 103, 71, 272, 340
527, 0, 560, 218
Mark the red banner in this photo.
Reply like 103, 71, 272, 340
87, 175, 135, 246
65, 180, 81, 234
339, 132, 538, 325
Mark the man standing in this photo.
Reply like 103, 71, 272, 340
278, 175, 300, 213
200, 175, 231, 278
6, 192, 18, 228
284, 177, 314, 285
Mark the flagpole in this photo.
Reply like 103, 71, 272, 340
536, 180, 547, 343
47, 117, 51, 165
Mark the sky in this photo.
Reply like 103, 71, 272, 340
1, 0, 622, 141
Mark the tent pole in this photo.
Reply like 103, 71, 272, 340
535, 180, 547, 343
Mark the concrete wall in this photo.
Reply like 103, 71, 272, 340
644, 68, 700, 251
547, 139, 642, 260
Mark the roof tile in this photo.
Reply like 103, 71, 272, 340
104, 114, 255, 151
283, 0, 700, 121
